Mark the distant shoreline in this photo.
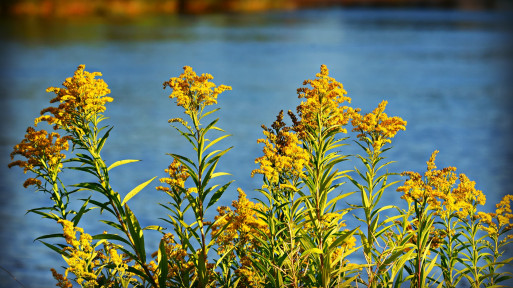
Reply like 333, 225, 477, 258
0, 0, 506, 18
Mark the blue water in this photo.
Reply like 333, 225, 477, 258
1, 8, 512, 287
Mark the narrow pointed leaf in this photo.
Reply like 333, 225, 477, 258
121, 176, 157, 206
108, 159, 140, 171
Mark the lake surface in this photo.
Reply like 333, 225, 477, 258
1, 8, 512, 287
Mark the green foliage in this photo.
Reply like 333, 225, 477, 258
8, 64, 513, 288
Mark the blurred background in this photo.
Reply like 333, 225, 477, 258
1, 0, 512, 287
0, 0, 511, 16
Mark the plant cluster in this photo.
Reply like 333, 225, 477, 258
9, 64, 513, 287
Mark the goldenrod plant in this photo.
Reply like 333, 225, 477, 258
349, 101, 412, 287
475, 195, 513, 287
157, 66, 233, 288
250, 110, 310, 287
9, 64, 513, 287
286, 65, 362, 287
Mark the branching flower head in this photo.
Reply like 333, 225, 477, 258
149, 233, 194, 281
251, 111, 309, 185
8, 127, 71, 187
478, 195, 513, 237
450, 173, 486, 218
163, 66, 231, 116
212, 189, 268, 287
35, 64, 112, 130
398, 150, 485, 219
351, 100, 407, 151
156, 158, 190, 193
292, 64, 354, 137
57, 219, 99, 287
55, 220, 135, 287
212, 188, 268, 255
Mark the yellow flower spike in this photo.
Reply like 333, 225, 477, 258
212, 188, 268, 257
9, 127, 71, 181
54, 220, 108, 287
479, 195, 513, 235
398, 151, 485, 220
252, 111, 309, 185
293, 65, 353, 136
168, 117, 191, 130
150, 232, 195, 280
163, 66, 232, 114
36, 64, 112, 131
351, 100, 407, 151
156, 158, 190, 192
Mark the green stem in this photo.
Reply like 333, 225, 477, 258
82, 116, 158, 288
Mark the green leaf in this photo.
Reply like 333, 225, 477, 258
304, 247, 323, 255
167, 153, 198, 170
121, 176, 157, 206
27, 209, 60, 220
143, 225, 165, 231
158, 239, 168, 288
329, 228, 358, 250
34, 233, 63, 242
210, 172, 231, 179
206, 181, 233, 210
72, 182, 107, 195
66, 166, 97, 176
100, 220, 123, 231
97, 126, 113, 153
204, 134, 231, 152
40, 241, 67, 256
200, 108, 220, 120
72, 197, 91, 226
124, 205, 145, 261
126, 265, 153, 284
107, 159, 140, 171
92, 233, 132, 246
85, 199, 115, 215
326, 192, 355, 210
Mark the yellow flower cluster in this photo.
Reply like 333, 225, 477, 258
213, 189, 268, 254
451, 174, 486, 218
293, 64, 354, 136
57, 219, 99, 287
237, 256, 264, 288
478, 195, 513, 237
35, 64, 112, 130
168, 117, 191, 130
149, 233, 194, 282
109, 247, 130, 276
303, 212, 356, 265
9, 127, 71, 187
163, 66, 231, 115
212, 189, 268, 287
398, 151, 485, 219
252, 111, 309, 184
331, 241, 357, 265
156, 158, 190, 193
330, 230, 357, 264
351, 100, 407, 151
53, 220, 136, 287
